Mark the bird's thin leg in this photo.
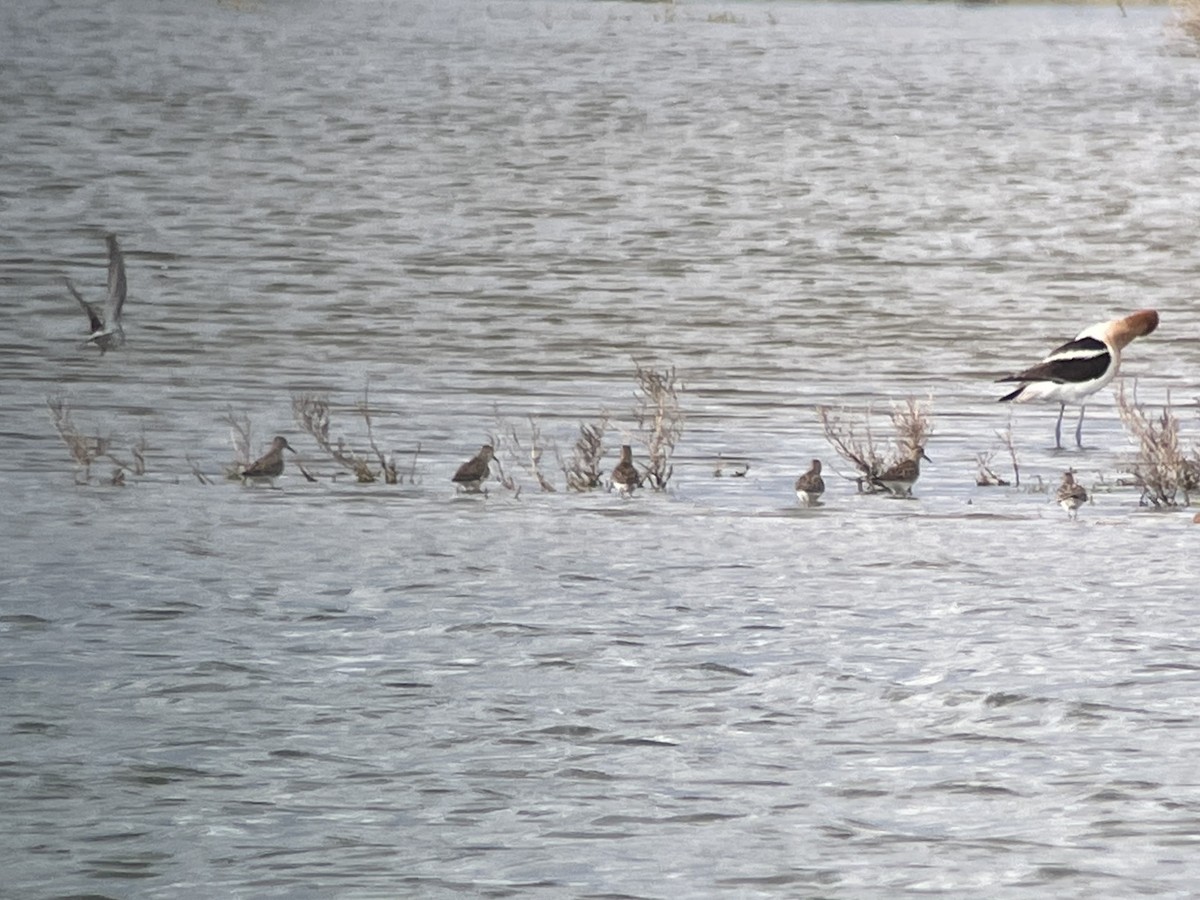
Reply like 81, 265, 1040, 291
1054, 403, 1065, 450
1075, 405, 1086, 449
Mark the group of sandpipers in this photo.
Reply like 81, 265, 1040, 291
792, 308, 1159, 519
67, 235, 1159, 518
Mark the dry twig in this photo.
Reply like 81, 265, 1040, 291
632, 361, 683, 490
818, 397, 934, 492
292, 392, 377, 482
47, 394, 104, 483
48, 394, 145, 485
1115, 382, 1198, 507
221, 409, 254, 479
559, 415, 608, 491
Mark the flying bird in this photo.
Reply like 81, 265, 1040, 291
610, 445, 641, 496
1056, 470, 1088, 520
872, 446, 931, 498
997, 309, 1159, 449
66, 234, 127, 354
452, 444, 495, 492
240, 436, 296, 482
794, 458, 825, 506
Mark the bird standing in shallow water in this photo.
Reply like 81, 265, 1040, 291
66, 234, 127, 354
873, 446, 931, 497
997, 309, 1159, 450
794, 459, 825, 506
1056, 470, 1088, 520
611, 445, 641, 495
452, 444, 494, 492
240, 436, 296, 482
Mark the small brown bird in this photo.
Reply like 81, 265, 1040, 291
1056, 470, 1088, 520
873, 445, 931, 497
66, 233, 127, 354
240, 436, 296, 481
452, 444, 495, 492
794, 458, 825, 506
611, 445, 641, 495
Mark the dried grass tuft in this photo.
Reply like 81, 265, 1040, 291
48, 393, 146, 485
292, 385, 415, 484
632, 361, 683, 490
496, 411, 557, 493
818, 397, 934, 492
1115, 382, 1199, 508
559, 415, 609, 492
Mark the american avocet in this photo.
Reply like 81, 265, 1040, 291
452, 444, 494, 492
872, 446, 930, 497
65, 234, 127, 354
794, 458, 825, 506
1056, 470, 1088, 520
240, 436, 296, 482
611, 444, 641, 495
997, 309, 1159, 449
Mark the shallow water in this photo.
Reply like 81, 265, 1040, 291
4, 1, 1200, 897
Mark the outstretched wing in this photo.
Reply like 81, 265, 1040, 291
105, 234, 127, 322
65, 277, 103, 333
997, 336, 1111, 385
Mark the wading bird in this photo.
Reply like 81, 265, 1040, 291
611, 445, 641, 496
873, 446, 931, 498
452, 444, 495, 492
240, 436, 296, 482
997, 310, 1159, 449
1056, 470, 1088, 520
794, 459, 825, 506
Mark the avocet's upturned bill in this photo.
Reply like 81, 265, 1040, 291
996, 309, 1159, 449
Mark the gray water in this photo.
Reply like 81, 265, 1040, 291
4, 1, 1200, 897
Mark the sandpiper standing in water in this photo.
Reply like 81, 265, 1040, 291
873, 445, 931, 498
611, 445, 641, 496
1056, 470, 1088, 520
66, 233, 127, 354
240, 436, 296, 483
794, 458, 825, 506
452, 444, 495, 492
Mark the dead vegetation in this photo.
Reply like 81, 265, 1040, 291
47, 393, 147, 485
632, 361, 684, 490
495, 411, 557, 493
484, 431, 521, 497
559, 415, 609, 491
1173, 0, 1200, 42
221, 409, 254, 480
817, 397, 933, 492
292, 387, 418, 484
1115, 382, 1199, 508
976, 419, 1021, 488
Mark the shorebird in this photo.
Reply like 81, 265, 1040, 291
452, 444, 494, 492
240, 436, 296, 482
1056, 470, 1088, 520
794, 458, 825, 506
66, 233, 127, 354
611, 445, 641, 495
872, 446, 931, 497
997, 309, 1159, 449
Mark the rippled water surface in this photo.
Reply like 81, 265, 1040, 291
5, 1, 1200, 897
